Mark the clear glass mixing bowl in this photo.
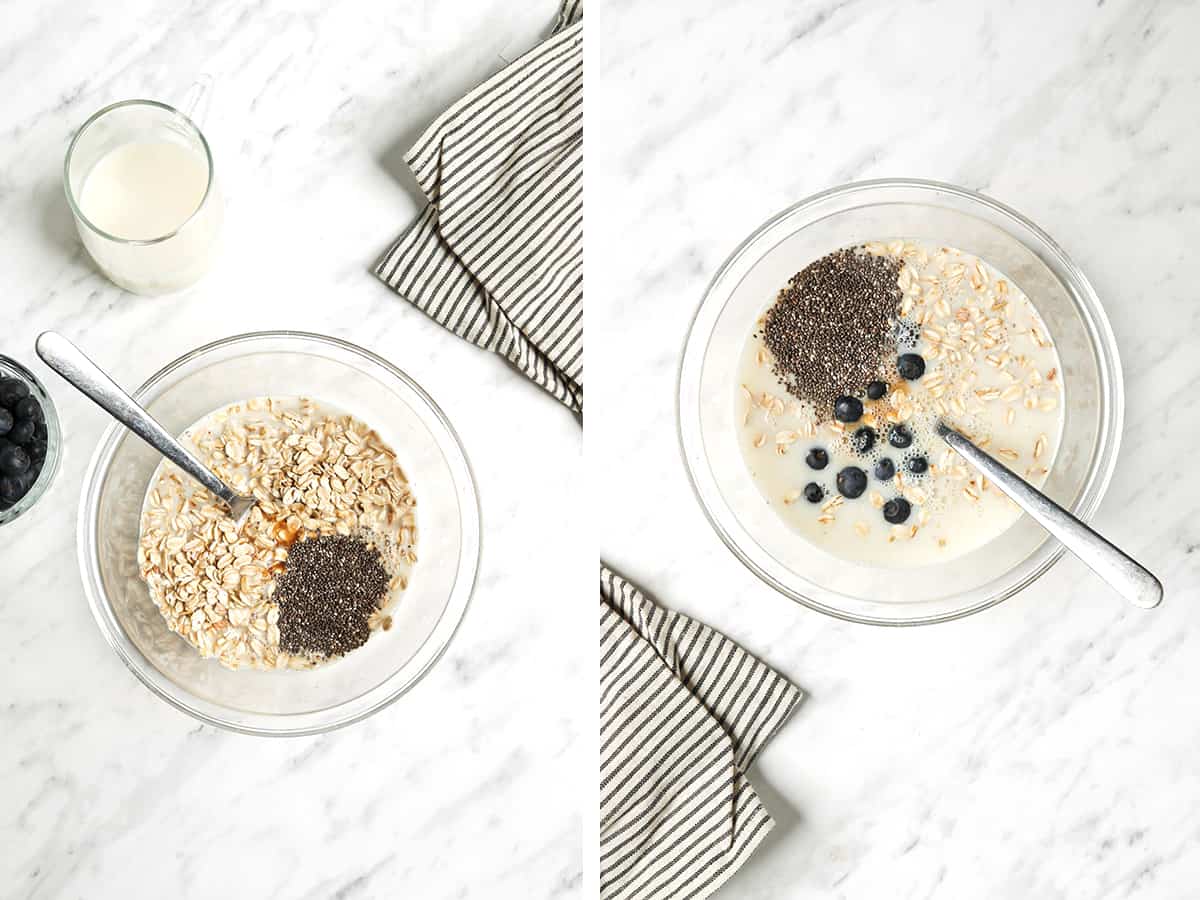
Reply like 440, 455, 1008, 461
679, 179, 1124, 625
78, 331, 480, 733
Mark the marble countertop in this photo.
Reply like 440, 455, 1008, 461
594, 0, 1200, 897
1, 2, 580, 898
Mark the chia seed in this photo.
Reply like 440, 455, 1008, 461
274, 534, 391, 659
761, 247, 903, 415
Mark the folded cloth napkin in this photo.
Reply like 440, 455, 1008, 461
601, 566, 803, 900
375, 0, 583, 414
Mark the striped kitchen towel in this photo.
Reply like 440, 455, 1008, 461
374, 0, 583, 414
601, 566, 803, 900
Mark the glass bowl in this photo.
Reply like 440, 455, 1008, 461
78, 331, 480, 734
0, 355, 63, 525
678, 179, 1123, 625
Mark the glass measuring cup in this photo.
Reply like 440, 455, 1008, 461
63, 79, 222, 295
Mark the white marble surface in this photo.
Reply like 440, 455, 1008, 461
1, 2, 581, 898
593, 0, 1200, 897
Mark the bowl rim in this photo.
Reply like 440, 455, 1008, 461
677, 177, 1125, 625
77, 329, 481, 734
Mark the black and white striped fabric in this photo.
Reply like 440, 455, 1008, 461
601, 566, 803, 900
374, 1, 583, 414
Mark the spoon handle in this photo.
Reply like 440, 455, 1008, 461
937, 423, 1162, 609
36, 331, 240, 508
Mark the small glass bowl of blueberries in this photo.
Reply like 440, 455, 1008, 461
0, 356, 61, 523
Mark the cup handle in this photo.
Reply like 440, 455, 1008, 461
180, 74, 213, 127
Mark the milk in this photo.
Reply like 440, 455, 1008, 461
72, 138, 221, 294
80, 141, 208, 240
736, 240, 1066, 568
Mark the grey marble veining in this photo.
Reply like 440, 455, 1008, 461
592, 0, 1200, 896
0, 2, 581, 898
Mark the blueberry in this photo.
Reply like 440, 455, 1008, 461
883, 497, 912, 524
0, 377, 29, 408
803, 482, 824, 504
13, 396, 41, 422
8, 418, 34, 445
888, 424, 913, 449
0, 475, 24, 504
28, 439, 46, 464
0, 408, 10, 436
850, 426, 876, 454
865, 381, 887, 401
874, 458, 896, 481
907, 455, 928, 475
836, 466, 868, 499
897, 353, 926, 380
34, 422, 47, 441
833, 396, 864, 423
805, 447, 829, 470
0, 444, 30, 476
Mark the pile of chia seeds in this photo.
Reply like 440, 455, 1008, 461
761, 247, 903, 414
274, 534, 391, 658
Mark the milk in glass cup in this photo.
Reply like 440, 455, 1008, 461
64, 83, 221, 295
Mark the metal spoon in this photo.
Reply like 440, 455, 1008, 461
936, 421, 1162, 609
36, 331, 257, 527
